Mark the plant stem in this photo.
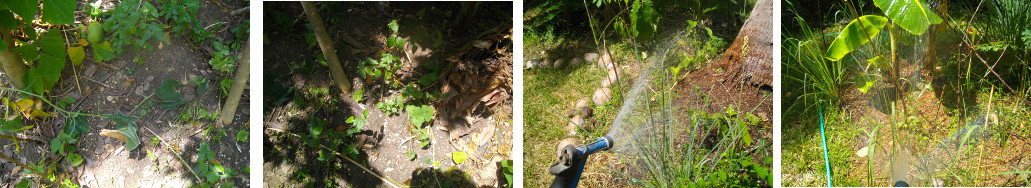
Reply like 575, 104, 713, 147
145, 127, 203, 183
300, 2, 352, 94
0, 151, 42, 175
0, 87, 104, 118
220, 42, 250, 125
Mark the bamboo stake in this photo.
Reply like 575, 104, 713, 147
220, 43, 249, 125
301, 2, 352, 94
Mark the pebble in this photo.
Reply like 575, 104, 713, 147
553, 59, 566, 69
592, 88, 612, 106
574, 98, 589, 109
584, 52, 599, 63
598, 52, 614, 68
569, 57, 583, 67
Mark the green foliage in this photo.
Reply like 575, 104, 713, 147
209, 39, 238, 73
104, 0, 165, 55
377, 96, 404, 116
20, 31, 67, 95
872, 0, 943, 35
156, 79, 187, 109
783, 14, 847, 111
108, 112, 141, 151
157, 0, 202, 38
405, 150, 416, 161
345, 109, 369, 135
195, 143, 233, 186
985, 0, 1031, 50
386, 20, 405, 50
358, 53, 402, 82
501, 160, 514, 186
824, 15, 888, 61
406, 105, 435, 127
352, 89, 365, 102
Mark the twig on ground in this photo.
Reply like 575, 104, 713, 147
0, 151, 42, 175
144, 127, 203, 183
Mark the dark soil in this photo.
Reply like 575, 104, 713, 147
262, 2, 513, 187
0, 0, 250, 187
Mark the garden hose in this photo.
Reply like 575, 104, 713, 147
820, 103, 833, 187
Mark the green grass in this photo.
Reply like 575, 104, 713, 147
524, 62, 609, 187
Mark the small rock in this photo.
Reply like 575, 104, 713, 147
598, 52, 614, 68
540, 59, 553, 69
592, 88, 612, 106
584, 52, 599, 63
607, 67, 622, 82
567, 115, 584, 136
574, 98, 589, 109
601, 76, 613, 88
553, 59, 567, 68
569, 57, 583, 67
524, 59, 538, 69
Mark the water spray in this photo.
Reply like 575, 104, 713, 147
548, 136, 614, 188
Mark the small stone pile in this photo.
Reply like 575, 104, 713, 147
563, 51, 622, 136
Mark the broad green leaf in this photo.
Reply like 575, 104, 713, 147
388, 20, 399, 33
867, 56, 888, 71
741, 128, 752, 146
0, 10, 21, 29
405, 150, 416, 160
38, 30, 65, 57
155, 79, 187, 109
855, 74, 878, 93
0, 116, 29, 134
92, 41, 114, 62
387, 36, 396, 49
451, 151, 467, 164
64, 114, 89, 137
23, 54, 65, 94
67, 153, 83, 166
42, 0, 74, 24
13, 45, 39, 62
873, 0, 943, 35
67, 46, 85, 65
106, 112, 140, 151
825, 15, 889, 61
9, 0, 38, 20
406, 105, 435, 127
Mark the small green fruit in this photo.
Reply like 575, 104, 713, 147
87, 22, 103, 44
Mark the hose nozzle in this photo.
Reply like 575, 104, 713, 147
548, 136, 614, 188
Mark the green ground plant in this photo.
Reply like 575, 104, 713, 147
104, 0, 165, 55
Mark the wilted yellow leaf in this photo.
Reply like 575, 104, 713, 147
100, 129, 128, 143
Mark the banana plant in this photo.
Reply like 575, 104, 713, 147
824, 0, 943, 93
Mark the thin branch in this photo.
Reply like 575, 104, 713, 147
0, 151, 42, 175
144, 127, 202, 183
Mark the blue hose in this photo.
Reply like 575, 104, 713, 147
820, 103, 833, 187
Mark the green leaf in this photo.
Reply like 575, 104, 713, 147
387, 36, 397, 49
24, 54, 65, 94
236, 130, 248, 142
0, 10, 21, 29
67, 46, 85, 65
353, 89, 364, 102
388, 20, 399, 33
9, 0, 39, 21
855, 74, 878, 93
64, 114, 89, 137
41, 0, 73, 24
405, 150, 416, 161
451, 151, 467, 165
38, 31, 64, 57
67, 153, 83, 166
155, 79, 187, 109
13, 45, 39, 62
406, 105, 435, 127
108, 112, 140, 151
92, 41, 114, 62
0, 116, 29, 134
825, 15, 889, 61
873, 0, 943, 35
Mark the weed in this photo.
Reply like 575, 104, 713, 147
104, 0, 165, 55
209, 39, 238, 73
377, 96, 404, 116
194, 143, 234, 186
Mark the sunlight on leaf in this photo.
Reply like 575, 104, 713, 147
873, 0, 943, 35
825, 15, 888, 61
451, 151, 467, 165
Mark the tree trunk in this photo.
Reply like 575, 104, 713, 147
301, 2, 352, 94
715, 0, 773, 87
220, 42, 249, 125
0, 29, 26, 89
